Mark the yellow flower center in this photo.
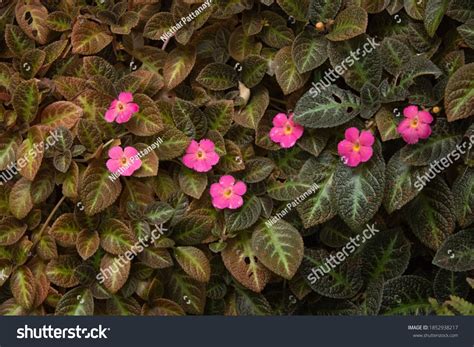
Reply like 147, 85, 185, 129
120, 157, 128, 165
353, 141, 361, 152
117, 102, 125, 111
283, 123, 293, 135
223, 188, 233, 198
410, 117, 419, 128
196, 149, 205, 159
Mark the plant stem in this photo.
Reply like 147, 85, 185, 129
34, 195, 66, 246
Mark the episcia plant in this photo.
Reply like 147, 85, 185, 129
0, 0, 473, 316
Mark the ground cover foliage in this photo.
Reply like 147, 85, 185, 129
0, 0, 473, 316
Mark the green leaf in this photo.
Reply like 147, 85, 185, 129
453, 168, 474, 228
235, 286, 272, 315
225, 195, 262, 232
167, 270, 206, 314
174, 246, 211, 282
445, 63, 474, 121
241, 55, 268, 88
309, 0, 342, 22
446, 0, 474, 22
433, 229, 474, 271
292, 29, 328, 73
100, 219, 137, 255
9, 178, 33, 220
333, 142, 385, 230
46, 255, 81, 288
5, 25, 35, 57
79, 162, 122, 216
205, 100, 234, 135
328, 35, 382, 91
71, 19, 112, 55
276, 0, 309, 21
155, 126, 190, 160
173, 214, 213, 245
243, 157, 275, 183
294, 86, 360, 128
405, 178, 455, 251
76, 230, 100, 260
229, 26, 262, 61
379, 38, 412, 76
301, 248, 363, 299
143, 12, 175, 40
11, 266, 36, 310
46, 11, 71, 32
0, 133, 21, 171
164, 46, 196, 90
178, 167, 208, 199
55, 287, 94, 316
381, 276, 432, 315
375, 107, 401, 141
41, 101, 82, 130
20, 49, 45, 79
13, 80, 39, 124
222, 232, 271, 292
383, 150, 428, 213
362, 228, 411, 282
433, 269, 470, 301
50, 213, 80, 247
196, 63, 238, 91
251, 220, 304, 279
0, 217, 27, 246
296, 152, 338, 228
326, 6, 368, 41
144, 202, 174, 225
424, 0, 449, 37
274, 46, 310, 95
100, 254, 130, 294
458, 20, 474, 49
260, 11, 295, 49
234, 86, 269, 129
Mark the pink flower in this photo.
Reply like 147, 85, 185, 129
397, 105, 433, 144
210, 175, 247, 210
182, 139, 220, 172
269, 113, 304, 148
106, 146, 142, 176
104, 92, 139, 124
337, 128, 375, 167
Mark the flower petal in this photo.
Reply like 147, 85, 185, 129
228, 195, 244, 209
127, 103, 139, 114
359, 130, 375, 146
233, 181, 247, 196
346, 153, 361, 167
210, 183, 224, 198
345, 127, 360, 142
417, 123, 432, 139
401, 127, 420, 144
186, 140, 199, 154
106, 159, 121, 173
108, 146, 124, 159
403, 105, 419, 119
219, 175, 235, 187
123, 146, 139, 158
115, 110, 133, 124
337, 140, 354, 157
104, 108, 116, 123
418, 110, 433, 124
359, 146, 373, 162
182, 154, 197, 169
199, 139, 215, 152
193, 160, 212, 172
212, 196, 230, 209
206, 151, 220, 166
292, 124, 304, 140
272, 113, 288, 127
269, 127, 285, 143
278, 135, 297, 148
118, 92, 133, 103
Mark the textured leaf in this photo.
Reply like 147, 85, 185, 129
292, 29, 328, 73
196, 63, 238, 91
0, 217, 27, 246
174, 246, 211, 282
100, 219, 137, 255
41, 101, 83, 130
46, 255, 81, 288
178, 167, 208, 199
71, 20, 113, 55
225, 195, 262, 232
274, 46, 310, 95
453, 168, 474, 228
294, 86, 360, 128
100, 253, 131, 294
251, 220, 304, 279
333, 143, 385, 230
445, 63, 474, 121
55, 287, 94, 316
424, 0, 449, 37
79, 163, 122, 215
164, 46, 196, 90
11, 266, 36, 310
405, 178, 455, 251
433, 230, 474, 271
326, 7, 368, 41
13, 80, 39, 124
50, 213, 81, 247
234, 86, 269, 129
167, 270, 206, 314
